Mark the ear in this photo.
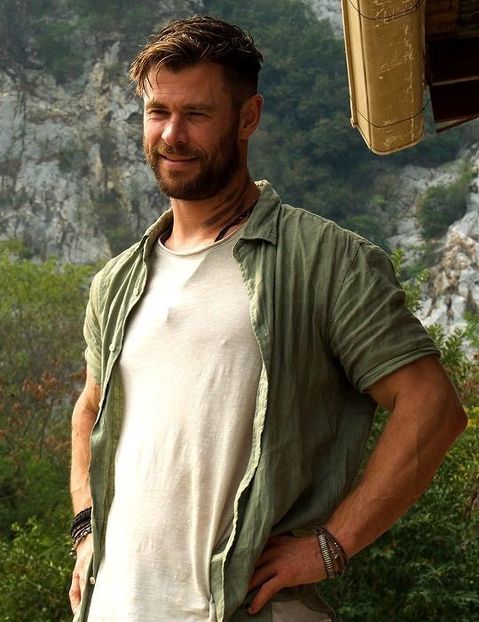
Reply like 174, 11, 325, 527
238, 94, 263, 140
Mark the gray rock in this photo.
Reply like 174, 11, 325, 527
0, 2, 203, 263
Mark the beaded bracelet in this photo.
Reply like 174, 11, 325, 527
70, 524, 92, 558
70, 507, 92, 558
70, 507, 92, 537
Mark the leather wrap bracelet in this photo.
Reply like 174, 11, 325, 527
314, 526, 349, 579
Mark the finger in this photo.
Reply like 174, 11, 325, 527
248, 563, 275, 591
253, 537, 290, 568
69, 576, 81, 613
252, 548, 277, 570
248, 575, 283, 615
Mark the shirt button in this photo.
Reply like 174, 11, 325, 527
109, 343, 115, 352
89, 576, 96, 585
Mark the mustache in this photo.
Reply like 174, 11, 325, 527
151, 141, 201, 159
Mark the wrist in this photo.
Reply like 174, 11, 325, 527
314, 526, 349, 579
70, 506, 92, 558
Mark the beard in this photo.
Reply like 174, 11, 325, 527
143, 120, 241, 201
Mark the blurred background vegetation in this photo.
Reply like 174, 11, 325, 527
0, 0, 478, 620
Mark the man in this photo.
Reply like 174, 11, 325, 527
69, 15, 467, 622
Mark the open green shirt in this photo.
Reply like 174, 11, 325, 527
77, 181, 438, 621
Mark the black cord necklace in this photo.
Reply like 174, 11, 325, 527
213, 198, 259, 242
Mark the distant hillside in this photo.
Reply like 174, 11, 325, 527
1, 0, 478, 334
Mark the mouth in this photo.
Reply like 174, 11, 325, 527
160, 154, 197, 163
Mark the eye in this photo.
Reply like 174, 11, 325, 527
147, 109, 168, 119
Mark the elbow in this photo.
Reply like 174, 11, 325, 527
441, 390, 468, 445
451, 403, 468, 437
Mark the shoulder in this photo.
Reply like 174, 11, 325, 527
88, 241, 142, 310
278, 203, 390, 272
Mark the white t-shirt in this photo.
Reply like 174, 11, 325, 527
88, 228, 262, 621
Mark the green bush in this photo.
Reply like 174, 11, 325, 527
0, 510, 72, 622
0, 243, 95, 535
321, 419, 479, 621
418, 166, 473, 239
35, 19, 86, 82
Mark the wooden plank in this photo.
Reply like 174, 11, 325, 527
426, 0, 459, 35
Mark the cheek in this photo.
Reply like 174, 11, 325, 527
143, 121, 163, 146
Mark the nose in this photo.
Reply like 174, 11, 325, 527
161, 114, 187, 148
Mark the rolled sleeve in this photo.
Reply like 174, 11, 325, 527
329, 243, 439, 393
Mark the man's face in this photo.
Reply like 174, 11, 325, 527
143, 62, 242, 201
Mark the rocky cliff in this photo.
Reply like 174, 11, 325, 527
388, 145, 479, 333
0, 1, 202, 262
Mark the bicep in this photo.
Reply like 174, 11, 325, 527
367, 354, 462, 416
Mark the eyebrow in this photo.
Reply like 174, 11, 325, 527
144, 100, 216, 114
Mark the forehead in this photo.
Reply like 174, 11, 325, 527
143, 62, 230, 103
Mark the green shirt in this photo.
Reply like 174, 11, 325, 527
77, 181, 438, 622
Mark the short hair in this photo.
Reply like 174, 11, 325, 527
129, 15, 263, 106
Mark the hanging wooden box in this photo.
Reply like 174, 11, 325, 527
341, 0, 426, 155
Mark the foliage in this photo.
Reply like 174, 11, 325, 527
0, 242, 95, 534
427, 325, 479, 410
205, 0, 377, 225
390, 248, 430, 315
418, 164, 473, 239
35, 19, 86, 82
321, 422, 479, 621
393, 107, 473, 169
0, 510, 72, 622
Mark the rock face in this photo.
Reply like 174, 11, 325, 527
387, 145, 479, 334
0, 1, 203, 262
419, 148, 479, 332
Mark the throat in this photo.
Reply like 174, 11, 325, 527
214, 199, 259, 242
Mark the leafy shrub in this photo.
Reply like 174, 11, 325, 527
418, 165, 473, 239
35, 19, 87, 83
0, 243, 95, 534
0, 510, 72, 622
321, 421, 479, 621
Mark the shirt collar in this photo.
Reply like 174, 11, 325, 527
138, 179, 280, 260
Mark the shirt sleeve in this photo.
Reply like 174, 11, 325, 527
83, 271, 103, 385
328, 242, 439, 393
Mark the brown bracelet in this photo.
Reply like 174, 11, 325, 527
314, 527, 349, 578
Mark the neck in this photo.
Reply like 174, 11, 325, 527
164, 172, 259, 252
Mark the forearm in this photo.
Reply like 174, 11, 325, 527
248, 358, 467, 614
325, 381, 467, 559
70, 373, 100, 514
